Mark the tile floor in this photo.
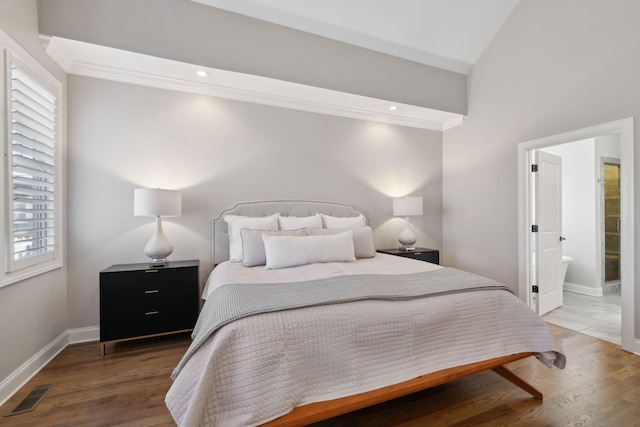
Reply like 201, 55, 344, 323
542, 289, 621, 345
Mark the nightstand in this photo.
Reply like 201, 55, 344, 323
377, 248, 440, 265
99, 260, 199, 355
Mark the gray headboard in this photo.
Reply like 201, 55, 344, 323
212, 200, 367, 265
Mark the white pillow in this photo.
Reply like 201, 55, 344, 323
321, 214, 366, 229
223, 214, 278, 262
241, 228, 305, 267
263, 231, 356, 270
278, 214, 322, 230
306, 226, 376, 259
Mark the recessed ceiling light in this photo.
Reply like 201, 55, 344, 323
389, 105, 398, 111
196, 70, 208, 77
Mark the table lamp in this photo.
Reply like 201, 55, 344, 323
134, 188, 182, 266
393, 196, 423, 251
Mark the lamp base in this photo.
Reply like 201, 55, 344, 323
144, 217, 174, 267
149, 258, 169, 267
397, 217, 417, 252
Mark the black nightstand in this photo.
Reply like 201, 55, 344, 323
377, 248, 440, 265
99, 260, 199, 355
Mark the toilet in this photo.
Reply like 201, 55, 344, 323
560, 255, 573, 287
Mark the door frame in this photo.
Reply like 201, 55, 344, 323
517, 117, 635, 352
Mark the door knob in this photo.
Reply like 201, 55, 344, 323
559, 236, 566, 241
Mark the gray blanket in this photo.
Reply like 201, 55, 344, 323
171, 267, 512, 379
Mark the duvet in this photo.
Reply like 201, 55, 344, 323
166, 254, 563, 427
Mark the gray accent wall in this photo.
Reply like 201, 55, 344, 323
66, 76, 443, 329
37, 0, 467, 114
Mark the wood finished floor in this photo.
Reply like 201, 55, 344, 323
2, 324, 640, 427
543, 290, 622, 345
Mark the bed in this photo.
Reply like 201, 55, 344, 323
166, 200, 565, 427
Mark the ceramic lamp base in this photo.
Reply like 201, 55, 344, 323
397, 216, 417, 250
144, 217, 174, 265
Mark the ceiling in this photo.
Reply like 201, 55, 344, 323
190, 0, 520, 75
45, 0, 522, 130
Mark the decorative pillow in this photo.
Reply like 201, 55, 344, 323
241, 228, 305, 267
278, 214, 322, 230
263, 231, 356, 270
321, 214, 366, 229
305, 226, 376, 259
223, 214, 278, 262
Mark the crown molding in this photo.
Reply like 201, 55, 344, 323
43, 36, 464, 131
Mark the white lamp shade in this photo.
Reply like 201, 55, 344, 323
393, 196, 423, 217
134, 188, 182, 217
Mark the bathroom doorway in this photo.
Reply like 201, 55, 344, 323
517, 118, 635, 352
536, 141, 621, 344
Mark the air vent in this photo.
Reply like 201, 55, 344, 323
5, 384, 53, 416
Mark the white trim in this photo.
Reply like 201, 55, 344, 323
563, 283, 604, 297
635, 338, 640, 356
0, 260, 62, 287
517, 117, 634, 352
42, 36, 464, 131
68, 326, 100, 344
0, 327, 99, 407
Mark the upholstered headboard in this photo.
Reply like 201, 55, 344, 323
212, 200, 367, 265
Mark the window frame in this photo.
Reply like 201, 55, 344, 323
1, 29, 64, 287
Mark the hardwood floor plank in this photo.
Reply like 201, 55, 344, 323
2, 324, 640, 426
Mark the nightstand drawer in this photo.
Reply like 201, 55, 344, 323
100, 267, 197, 296
100, 287, 196, 318
100, 309, 197, 342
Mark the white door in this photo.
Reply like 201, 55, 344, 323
536, 151, 563, 315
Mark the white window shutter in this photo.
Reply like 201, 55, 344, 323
6, 51, 59, 272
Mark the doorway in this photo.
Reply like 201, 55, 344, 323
517, 118, 635, 352
535, 140, 621, 344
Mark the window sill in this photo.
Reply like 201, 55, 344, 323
0, 260, 64, 288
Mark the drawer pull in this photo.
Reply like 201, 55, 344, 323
145, 311, 159, 316
144, 269, 158, 273
145, 290, 159, 294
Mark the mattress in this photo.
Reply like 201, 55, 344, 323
166, 254, 562, 427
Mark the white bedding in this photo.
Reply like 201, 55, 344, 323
167, 255, 561, 427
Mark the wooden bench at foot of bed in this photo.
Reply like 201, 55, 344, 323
262, 352, 540, 427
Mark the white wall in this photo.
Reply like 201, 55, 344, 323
0, 0, 68, 399
542, 140, 597, 292
443, 0, 640, 333
66, 76, 443, 329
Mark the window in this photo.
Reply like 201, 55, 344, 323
1, 31, 64, 285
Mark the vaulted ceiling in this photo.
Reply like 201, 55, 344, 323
191, 0, 521, 74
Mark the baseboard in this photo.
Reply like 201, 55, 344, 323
68, 326, 100, 344
0, 326, 99, 407
563, 282, 604, 297
0, 331, 67, 407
